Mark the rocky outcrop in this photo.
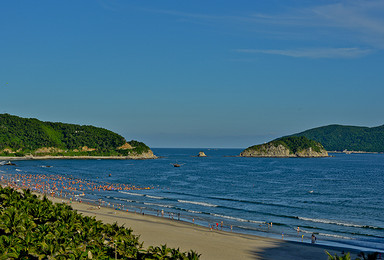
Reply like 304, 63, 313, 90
126, 150, 157, 159
240, 137, 328, 158
240, 143, 291, 157
295, 147, 328, 157
197, 151, 207, 157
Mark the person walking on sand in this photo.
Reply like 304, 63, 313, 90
311, 233, 316, 244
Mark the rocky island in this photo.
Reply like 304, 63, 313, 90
240, 136, 328, 158
0, 114, 156, 159
197, 151, 207, 157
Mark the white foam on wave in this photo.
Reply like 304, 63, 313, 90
146, 195, 165, 199
210, 213, 264, 224
298, 216, 369, 228
114, 197, 133, 203
318, 232, 352, 239
119, 191, 144, 196
187, 210, 202, 214
144, 202, 174, 208
300, 228, 351, 239
178, 200, 218, 207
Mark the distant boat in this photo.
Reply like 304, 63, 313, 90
171, 163, 184, 167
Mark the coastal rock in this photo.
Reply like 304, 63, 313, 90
197, 151, 207, 157
240, 143, 293, 157
126, 150, 158, 159
240, 136, 328, 158
295, 147, 328, 157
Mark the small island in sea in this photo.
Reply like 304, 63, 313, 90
0, 114, 156, 159
197, 151, 207, 157
240, 136, 328, 158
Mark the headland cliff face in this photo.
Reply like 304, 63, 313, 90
240, 137, 328, 158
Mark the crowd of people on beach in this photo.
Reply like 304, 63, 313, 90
0, 172, 152, 197
1, 170, 319, 246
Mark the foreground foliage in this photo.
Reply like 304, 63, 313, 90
0, 186, 200, 259
326, 250, 380, 260
0, 114, 150, 156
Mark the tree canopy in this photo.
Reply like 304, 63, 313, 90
291, 124, 384, 152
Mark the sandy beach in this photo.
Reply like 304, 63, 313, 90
40, 194, 358, 260
0, 154, 157, 160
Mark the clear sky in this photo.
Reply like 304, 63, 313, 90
1, 0, 383, 148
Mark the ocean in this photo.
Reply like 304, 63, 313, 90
1, 148, 383, 253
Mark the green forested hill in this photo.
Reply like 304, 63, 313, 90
291, 124, 384, 152
0, 114, 150, 157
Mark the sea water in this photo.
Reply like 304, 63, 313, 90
1, 148, 383, 253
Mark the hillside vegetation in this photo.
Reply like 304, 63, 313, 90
291, 124, 384, 152
240, 136, 328, 157
0, 114, 150, 157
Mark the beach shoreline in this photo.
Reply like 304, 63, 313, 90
0, 155, 157, 160
45, 194, 364, 260
0, 182, 359, 260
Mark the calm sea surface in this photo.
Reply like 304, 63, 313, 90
1, 148, 383, 252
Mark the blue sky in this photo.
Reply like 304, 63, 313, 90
1, 0, 383, 148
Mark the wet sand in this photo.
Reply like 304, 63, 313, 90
44, 195, 359, 260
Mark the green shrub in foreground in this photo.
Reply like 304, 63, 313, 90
0, 186, 200, 259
